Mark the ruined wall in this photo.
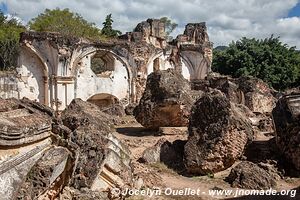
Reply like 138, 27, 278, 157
75, 53, 130, 104
0, 72, 19, 99
0, 19, 212, 110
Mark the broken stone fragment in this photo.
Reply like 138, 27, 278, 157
134, 69, 202, 129
184, 91, 254, 175
17, 146, 73, 199
0, 98, 53, 146
237, 76, 276, 113
125, 103, 138, 115
62, 98, 134, 191
0, 138, 52, 200
272, 93, 300, 172
226, 161, 277, 190
193, 75, 277, 114
140, 138, 186, 172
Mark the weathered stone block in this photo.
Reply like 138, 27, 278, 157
184, 91, 254, 174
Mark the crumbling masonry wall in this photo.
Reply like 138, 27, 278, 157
0, 19, 212, 110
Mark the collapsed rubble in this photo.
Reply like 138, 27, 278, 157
191, 75, 276, 134
139, 138, 186, 171
272, 93, 300, 173
134, 69, 202, 129
197, 75, 277, 114
184, 91, 254, 175
226, 161, 277, 190
0, 98, 133, 199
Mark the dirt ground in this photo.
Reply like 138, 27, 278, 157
114, 116, 300, 200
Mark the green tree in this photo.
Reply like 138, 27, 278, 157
101, 14, 121, 37
160, 17, 178, 36
28, 8, 103, 40
212, 36, 300, 90
0, 12, 25, 70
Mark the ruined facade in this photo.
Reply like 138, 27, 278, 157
1, 19, 212, 110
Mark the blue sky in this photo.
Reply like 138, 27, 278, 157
1, 0, 300, 48
288, 2, 300, 17
0, 2, 7, 13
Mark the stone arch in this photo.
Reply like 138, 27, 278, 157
71, 47, 132, 104
72, 47, 132, 80
146, 51, 192, 80
146, 51, 173, 75
180, 51, 210, 80
87, 93, 119, 108
180, 55, 194, 80
19, 45, 49, 105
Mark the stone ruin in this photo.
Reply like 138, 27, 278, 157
134, 68, 300, 190
0, 98, 133, 199
0, 19, 212, 111
1, 17, 300, 198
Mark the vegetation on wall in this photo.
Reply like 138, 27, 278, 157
28, 8, 104, 40
0, 12, 25, 70
101, 14, 122, 37
212, 36, 300, 90
160, 17, 177, 40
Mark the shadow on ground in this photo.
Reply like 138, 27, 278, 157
116, 126, 158, 137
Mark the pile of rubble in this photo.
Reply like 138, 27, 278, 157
0, 68, 299, 198
134, 69, 300, 190
0, 98, 134, 200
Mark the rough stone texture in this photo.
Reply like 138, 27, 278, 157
17, 146, 73, 199
0, 98, 134, 199
140, 138, 186, 171
272, 93, 300, 171
244, 138, 278, 163
184, 91, 254, 175
0, 98, 53, 146
134, 69, 202, 129
192, 75, 276, 114
100, 102, 125, 117
226, 161, 277, 190
125, 103, 138, 115
237, 76, 276, 113
0, 138, 52, 200
62, 98, 133, 191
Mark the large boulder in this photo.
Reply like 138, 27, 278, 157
272, 93, 300, 172
193, 75, 276, 114
184, 91, 254, 174
61, 99, 134, 191
134, 69, 201, 129
237, 76, 276, 113
226, 161, 277, 190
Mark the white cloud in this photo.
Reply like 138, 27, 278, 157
2, 0, 300, 48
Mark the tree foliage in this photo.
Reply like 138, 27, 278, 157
28, 8, 103, 40
160, 17, 178, 37
212, 36, 300, 90
101, 14, 122, 37
0, 12, 25, 70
